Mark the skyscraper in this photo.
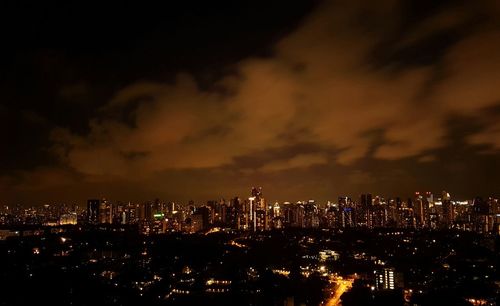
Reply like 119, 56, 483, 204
338, 196, 355, 228
358, 194, 372, 227
441, 191, 454, 228
87, 199, 100, 224
99, 198, 112, 224
413, 192, 428, 228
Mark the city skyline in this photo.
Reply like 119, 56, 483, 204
0, 185, 491, 207
2, 2, 500, 305
2, 186, 497, 234
2, 1, 500, 204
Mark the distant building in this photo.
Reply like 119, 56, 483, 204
190, 214, 204, 232
338, 196, 355, 228
87, 199, 100, 224
59, 212, 77, 225
374, 267, 403, 291
441, 191, 454, 228
99, 199, 112, 224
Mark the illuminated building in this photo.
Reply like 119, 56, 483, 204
282, 202, 294, 227
338, 196, 355, 228
386, 198, 399, 227
232, 197, 247, 230
190, 213, 204, 232
488, 197, 500, 234
398, 199, 415, 228
192, 206, 210, 231
99, 199, 113, 224
370, 196, 388, 228
271, 202, 284, 229
87, 199, 100, 224
59, 212, 77, 225
324, 202, 339, 228
247, 197, 256, 224
374, 267, 403, 290
441, 191, 454, 228
357, 193, 372, 227
473, 197, 493, 233
151, 213, 167, 234
247, 187, 267, 231
142, 202, 153, 221
304, 200, 319, 228
254, 209, 268, 231
413, 192, 429, 228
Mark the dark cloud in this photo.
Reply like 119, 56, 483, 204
2, 0, 500, 204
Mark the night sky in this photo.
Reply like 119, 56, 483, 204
2, 0, 500, 205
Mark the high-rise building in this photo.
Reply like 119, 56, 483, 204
473, 197, 492, 233
304, 200, 319, 228
143, 202, 153, 221
249, 187, 267, 231
99, 199, 113, 224
357, 193, 372, 227
271, 203, 284, 229
371, 196, 388, 228
338, 196, 355, 228
87, 199, 100, 224
413, 192, 429, 228
374, 267, 403, 290
441, 191, 454, 228
324, 202, 339, 228
190, 214, 204, 233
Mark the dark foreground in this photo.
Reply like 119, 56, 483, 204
0, 227, 499, 306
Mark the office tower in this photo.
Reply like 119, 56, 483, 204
151, 212, 167, 234
87, 199, 100, 224
143, 202, 153, 221
357, 193, 372, 227
249, 187, 267, 231
272, 202, 281, 218
190, 214, 204, 232
386, 198, 398, 227
270, 202, 283, 229
282, 202, 305, 228
486, 197, 500, 234
254, 209, 268, 231
231, 197, 246, 230
282, 202, 294, 227
338, 196, 355, 228
196, 206, 211, 230
441, 191, 454, 228
473, 197, 492, 233
371, 196, 388, 228
304, 200, 319, 228
413, 192, 428, 228
398, 199, 415, 228
99, 199, 113, 224
324, 202, 339, 228
225, 202, 237, 229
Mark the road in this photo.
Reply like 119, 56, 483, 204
324, 276, 354, 306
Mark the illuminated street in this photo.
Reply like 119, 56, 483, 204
325, 276, 354, 306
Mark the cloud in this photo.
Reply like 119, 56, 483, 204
258, 153, 328, 172
468, 121, 500, 151
44, 0, 500, 191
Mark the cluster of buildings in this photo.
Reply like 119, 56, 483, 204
82, 188, 500, 235
1, 188, 499, 235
